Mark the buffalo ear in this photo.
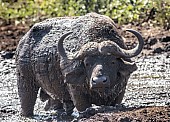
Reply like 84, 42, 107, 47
119, 59, 137, 76
63, 61, 86, 84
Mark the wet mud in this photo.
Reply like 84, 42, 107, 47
0, 53, 169, 121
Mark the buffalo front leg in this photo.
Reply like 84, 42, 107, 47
17, 64, 39, 117
114, 89, 126, 104
110, 89, 126, 106
68, 85, 91, 112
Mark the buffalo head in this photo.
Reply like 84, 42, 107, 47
57, 30, 143, 95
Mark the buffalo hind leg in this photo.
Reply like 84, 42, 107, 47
45, 98, 63, 111
39, 88, 49, 102
17, 64, 39, 117
18, 77, 39, 117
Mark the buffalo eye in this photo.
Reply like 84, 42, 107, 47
112, 61, 115, 64
116, 72, 121, 80
117, 72, 121, 77
84, 62, 89, 67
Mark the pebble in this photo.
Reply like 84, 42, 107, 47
1, 51, 15, 59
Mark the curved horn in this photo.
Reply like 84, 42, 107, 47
123, 29, 144, 57
58, 32, 73, 59
100, 29, 144, 58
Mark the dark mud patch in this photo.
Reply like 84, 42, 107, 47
121, 23, 170, 56
79, 106, 170, 122
0, 24, 29, 51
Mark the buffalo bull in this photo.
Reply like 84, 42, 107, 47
15, 13, 144, 117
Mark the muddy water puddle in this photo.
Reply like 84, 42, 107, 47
123, 54, 170, 107
0, 53, 169, 121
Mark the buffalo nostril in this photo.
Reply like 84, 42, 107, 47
92, 77, 96, 84
103, 79, 107, 83
101, 76, 107, 82
92, 77, 97, 82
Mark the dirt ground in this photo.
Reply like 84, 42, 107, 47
0, 21, 170, 121
79, 106, 170, 122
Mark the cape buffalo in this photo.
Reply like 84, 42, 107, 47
15, 13, 144, 117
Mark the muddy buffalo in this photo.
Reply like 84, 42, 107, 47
15, 13, 144, 117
